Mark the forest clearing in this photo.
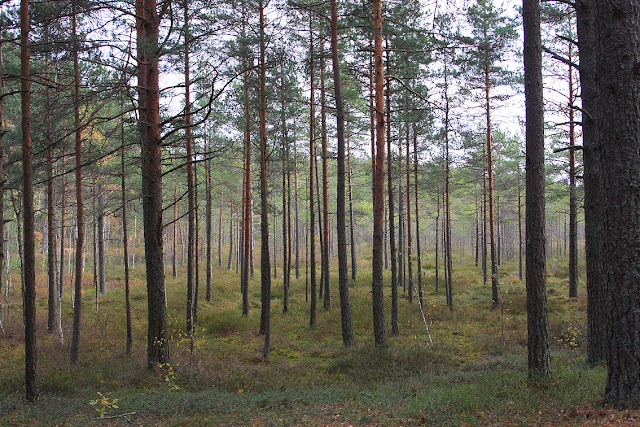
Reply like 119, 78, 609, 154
2, 0, 640, 424
0, 254, 619, 425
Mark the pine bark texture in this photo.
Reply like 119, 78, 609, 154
70, 7, 84, 364
258, 0, 271, 358
308, 15, 317, 328
523, 0, 551, 377
371, 0, 387, 348
137, 0, 170, 369
330, 0, 355, 347
577, 0, 606, 367
595, 0, 640, 407
21, 0, 38, 401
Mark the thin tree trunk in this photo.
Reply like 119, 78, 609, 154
568, 48, 578, 298
330, 0, 355, 346
280, 72, 290, 314
92, 178, 98, 311
218, 193, 223, 268
518, 186, 523, 281
315, 145, 323, 301
386, 44, 398, 335
185, 0, 195, 336
59, 153, 66, 301
227, 203, 233, 270
413, 127, 423, 307
347, 138, 357, 283
406, 122, 413, 305
0, 43, 4, 333
308, 13, 317, 328
44, 39, 57, 334
485, 64, 499, 308
121, 108, 132, 354
98, 184, 106, 294
20, 0, 38, 400
435, 192, 439, 293
475, 193, 479, 267
194, 152, 200, 323
206, 132, 212, 302
398, 150, 405, 295
320, 47, 331, 310
294, 136, 300, 280
173, 179, 177, 278
444, 71, 453, 310
258, 0, 271, 359
482, 171, 487, 285
372, 0, 388, 348
70, 4, 84, 364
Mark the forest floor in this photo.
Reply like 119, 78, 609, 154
0, 254, 634, 425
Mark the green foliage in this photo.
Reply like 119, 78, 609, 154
89, 392, 119, 418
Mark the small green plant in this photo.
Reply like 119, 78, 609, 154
89, 392, 119, 418
557, 325, 581, 348
158, 362, 180, 390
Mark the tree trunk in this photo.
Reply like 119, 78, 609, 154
280, 72, 290, 314
70, 4, 84, 364
120, 112, 132, 354
21, 0, 38, 400
98, 184, 106, 294
485, 63, 499, 309
137, 0, 170, 369
518, 186, 523, 281
258, 0, 271, 359
330, 0, 355, 346
568, 49, 578, 299
194, 155, 200, 323
173, 180, 178, 278
92, 178, 98, 311
475, 193, 479, 267
184, 0, 195, 336
0, 43, 5, 334
294, 136, 300, 280
413, 127, 423, 307
524, 0, 551, 377
347, 138, 357, 283
444, 71, 453, 310
385, 43, 396, 328
59, 153, 66, 302
406, 124, 413, 306
372, 0, 388, 348
482, 171, 487, 285
435, 192, 439, 292
308, 13, 317, 328
227, 203, 233, 270
44, 40, 57, 334
320, 47, 331, 310
576, 0, 605, 366
594, 0, 640, 406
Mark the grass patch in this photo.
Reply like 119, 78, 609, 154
0, 251, 611, 425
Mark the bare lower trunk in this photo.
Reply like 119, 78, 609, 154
308, 14, 317, 328
70, 5, 84, 364
21, 0, 38, 400
330, 0, 355, 346
320, 50, 331, 310
524, 0, 551, 376
137, 0, 170, 369
372, 0, 387, 348
258, 0, 271, 359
